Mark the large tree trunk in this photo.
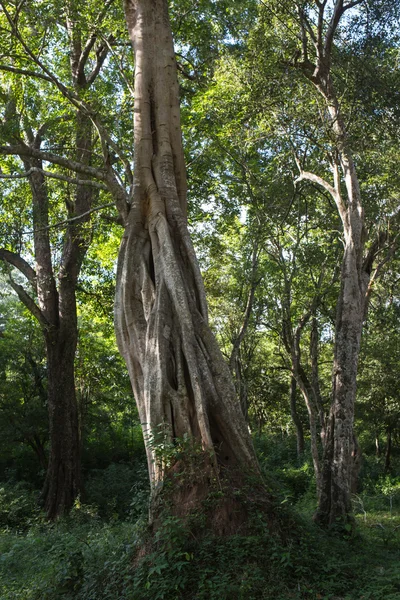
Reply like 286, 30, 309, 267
315, 268, 364, 524
116, 0, 259, 528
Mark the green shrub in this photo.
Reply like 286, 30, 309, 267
0, 481, 44, 531
84, 461, 149, 520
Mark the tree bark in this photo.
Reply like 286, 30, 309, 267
289, 376, 305, 461
375, 434, 381, 457
311, 79, 369, 527
116, 0, 260, 528
42, 327, 81, 518
24, 147, 90, 517
294, 1, 372, 527
310, 316, 325, 444
40, 104, 94, 517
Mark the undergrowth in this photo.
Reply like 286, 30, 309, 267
1, 438, 400, 599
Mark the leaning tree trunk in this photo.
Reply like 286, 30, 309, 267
116, 0, 259, 527
296, 365, 321, 495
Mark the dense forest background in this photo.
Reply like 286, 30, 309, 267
0, 0, 400, 598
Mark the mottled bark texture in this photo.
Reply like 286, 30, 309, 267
295, 0, 370, 527
312, 81, 368, 526
116, 0, 259, 525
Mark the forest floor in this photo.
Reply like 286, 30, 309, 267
1, 439, 400, 599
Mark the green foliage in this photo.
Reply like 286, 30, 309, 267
254, 434, 316, 505
0, 432, 400, 599
2, 486, 400, 600
0, 291, 47, 483
84, 462, 149, 520
0, 481, 43, 531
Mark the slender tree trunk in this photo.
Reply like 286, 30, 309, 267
350, 433, 362, 494
310, 316, 325, 444
116, 0, 260, 529
27, 435, 48, 471
281, 269, 324, 492
296, 366, 321, 494
384, 427, 392, 473
289, 376, 305, 461
229, 243, 259, 420
231, 354, 249, 421
375, 434, 381, 457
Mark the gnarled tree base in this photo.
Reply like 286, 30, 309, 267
147, 445, 278, 539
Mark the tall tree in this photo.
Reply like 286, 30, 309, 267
115, 0, 260, 524
289, 0, 394, 527
186, 0, 400, 524
0, 1, 111, 518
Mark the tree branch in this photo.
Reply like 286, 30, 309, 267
0, 0, 82, 110
9, 280, 47, 326
22, 202, 116, 235
0, 64, 53, 83
78, 0, 115, 72
295, 169, 347, 223
0, 167, 108, 190
0, 0, 132, 189
0, 248, 36, 285
295, 169, 336, 199
86, 42, 110, 86
0, 144, 107, 180
3, 267, 47, 328
99, 34, 135, 95
324, 0, 345, 63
